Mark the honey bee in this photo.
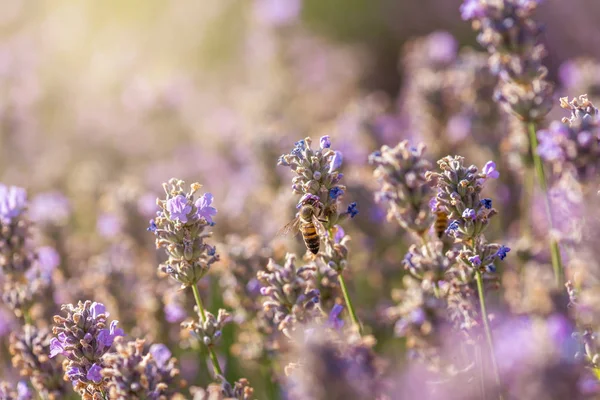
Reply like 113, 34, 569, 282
433, 210, 449, 239
278, 195, 326, 254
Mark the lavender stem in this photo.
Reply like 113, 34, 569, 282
337, 273, 362, 335
527, 122, 565, 287
191, 283, 224, 377
475, 269, 502, 397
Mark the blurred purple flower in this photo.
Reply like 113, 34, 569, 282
164, 303, 186, 323
427, 31, 458, 64
460, 0, 485, 20
446, 114, 471, 143
559, 60, 580, 89
149, 343, 172, 368
167, 194, 192, 223
329, 151, 343, 173
537, 122, 569, 161
17, 381, 32, 400
334, 225, 345, 243
0, 184, 27, 222
86, 363, 102, 383
254, 0, 302, 26
320, 135, 331, 149
195, 193, 217, 224
37, 246, 60, 273
97, 213, 123, 238
328, 304, 345, 330
29, 190, 70, 226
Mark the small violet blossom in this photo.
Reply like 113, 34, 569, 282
195, 193, 217, 225
167, 194, 192, 223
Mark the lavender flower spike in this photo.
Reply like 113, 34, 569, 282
51, 301, 123, 397
150, 179, 220, 287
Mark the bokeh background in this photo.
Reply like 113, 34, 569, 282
2, 0, 600, 398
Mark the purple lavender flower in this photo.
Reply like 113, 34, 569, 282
328, 304, 345, 330
51, 301, 124, 391
468, 255, 482, 266
151, 180, 220, 286
0, 184, 27, 222
97, 213, 123, 238
496, 245, 511, 260
329, 187, 344, 200
166, 194, 192, 223
482, 161, 500, 180
346, 202, 358, 218
195, 193, 217, 225
149, 343, 172, 367
320, 135, 331, 149
329, 151, 343, 173
86, 364, 102, 383
462, 208, 476, 220
480, 198, 492, 209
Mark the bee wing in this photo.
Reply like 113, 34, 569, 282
276, 217, 301, 237
311, 215, 328, 238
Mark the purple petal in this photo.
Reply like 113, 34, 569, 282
86, 363, 103, 383
149, 343, 172, 368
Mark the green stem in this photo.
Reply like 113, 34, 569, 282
190, 283, 224, 377
475, 342, 487, 400
527, 122, 565, 288
475, 270, 502, 394
337, 274, 363, 335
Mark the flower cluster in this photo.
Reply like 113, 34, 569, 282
426, 156, 499, 243
403, 241, 454, 288
149, 179, 219, 287
101, 337, 181, 400
278, 136, 356, 229
9, 325, 67, 399
0, 381, 32, 400
182, 308, 232, 347
538, 95, 600, 182
461, 0, 553, 121
50, 301, 124, 396
257, 253, 321, 337
0, 184, 34, 276
369, 141, 434, 236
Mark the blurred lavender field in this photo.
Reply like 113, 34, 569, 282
2, 0, 600, 399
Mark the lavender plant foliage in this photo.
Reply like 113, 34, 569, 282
101, 337, 181, 400
369, 141, 434, 236
538, 95, 600, 182
462, 0, 553, 121
150, 179, 220, 287
9, 325, 67, 399
50, 301, 124, 398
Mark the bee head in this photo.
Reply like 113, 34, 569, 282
299, 205, 315, 220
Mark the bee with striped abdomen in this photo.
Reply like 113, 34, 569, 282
433, 210, 449, 238
278, 195, 326, 254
